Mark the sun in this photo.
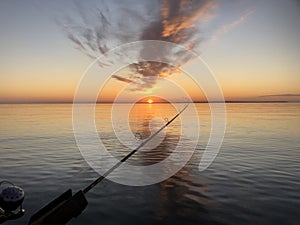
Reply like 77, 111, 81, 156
147, 99, 153, 104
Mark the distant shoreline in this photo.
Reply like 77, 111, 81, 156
1, 101, 299, 104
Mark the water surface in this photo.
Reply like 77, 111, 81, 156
0, 103, 299, 225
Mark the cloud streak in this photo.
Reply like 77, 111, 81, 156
111, 75, 134, 84
210, 9, 254, 43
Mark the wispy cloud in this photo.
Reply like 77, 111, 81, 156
210, 9, 254, 43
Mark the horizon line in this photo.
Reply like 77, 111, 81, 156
0, 100, 297, 104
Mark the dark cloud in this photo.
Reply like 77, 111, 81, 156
63, 0, 217, 91
111, 75, 133, 84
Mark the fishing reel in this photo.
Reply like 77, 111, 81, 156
0, 181, 25, 224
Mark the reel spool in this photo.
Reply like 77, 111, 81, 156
0, 181, 25, 224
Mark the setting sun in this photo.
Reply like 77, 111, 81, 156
147, 99, 153, 104
137, 96, 168, 104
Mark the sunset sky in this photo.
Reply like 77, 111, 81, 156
0, 0, 299, 103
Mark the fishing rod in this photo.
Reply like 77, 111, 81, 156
83, 103, 188, 194
1, 104, 188, 225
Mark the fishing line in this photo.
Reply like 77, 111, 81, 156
83, 104, 188, 194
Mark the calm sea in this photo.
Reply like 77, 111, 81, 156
0, 103, 299, 225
